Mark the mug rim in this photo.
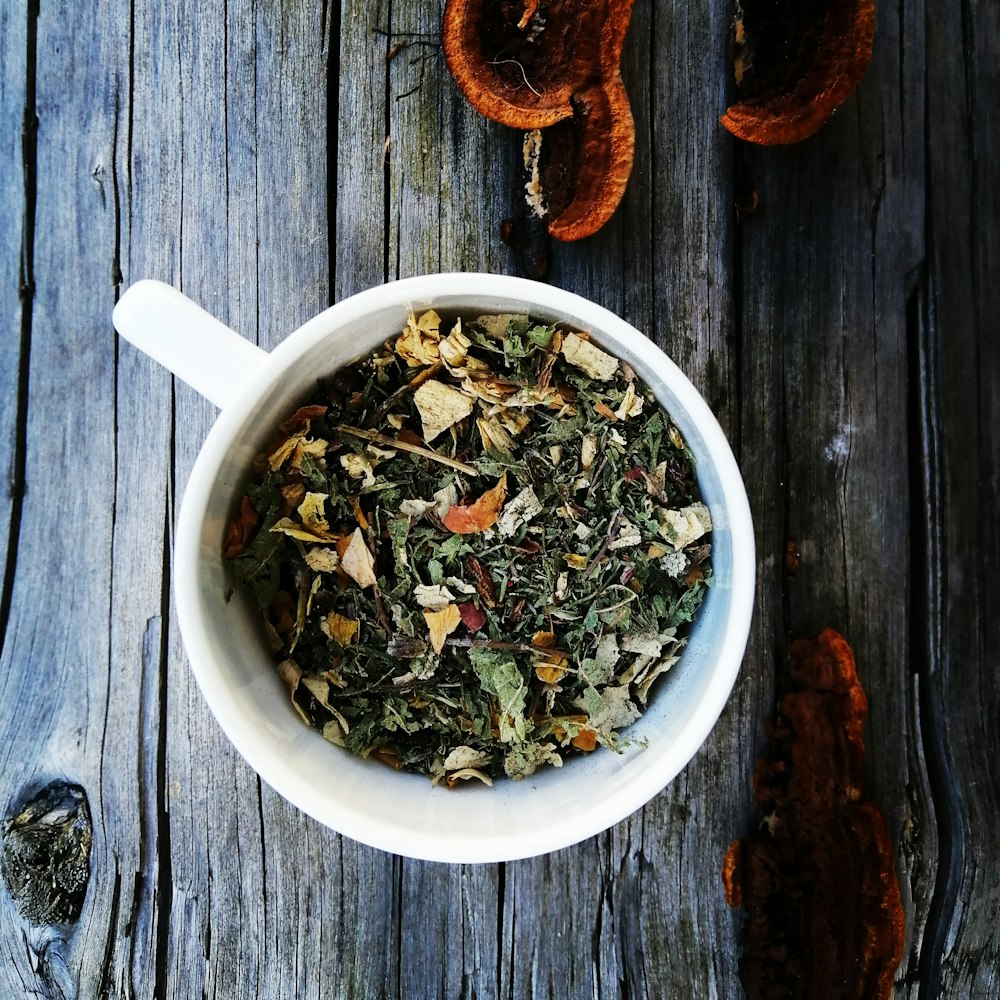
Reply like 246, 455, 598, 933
173, 272, 755, 861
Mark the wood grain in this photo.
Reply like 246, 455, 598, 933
923, 0, 1000, 993
0, 0, 997, 996
0, 0, 28, 637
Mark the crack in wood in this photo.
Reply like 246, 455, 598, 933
325, 0, 340, 302
906, 267, 963, 1000
153, 490, 173, 1000
0, 0, 39, 666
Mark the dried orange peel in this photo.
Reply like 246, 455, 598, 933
721, 0, 876, 144
723, 629, 904, 998
442, 0, 636, 240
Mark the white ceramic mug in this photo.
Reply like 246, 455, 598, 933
113, 273, 755, 863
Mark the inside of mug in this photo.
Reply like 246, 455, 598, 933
180, 288, 744, 861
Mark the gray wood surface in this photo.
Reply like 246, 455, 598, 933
1, 0, 997, 997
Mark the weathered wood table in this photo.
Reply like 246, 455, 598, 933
2, 1, 997, 996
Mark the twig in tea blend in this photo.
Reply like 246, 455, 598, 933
226, 309, 713, 785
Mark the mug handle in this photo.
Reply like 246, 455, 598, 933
113, 279, 268, 410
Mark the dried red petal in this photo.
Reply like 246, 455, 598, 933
464, 556, 498, 608
279, 404, 328, 434
441, 475, 507, 534
623, 467, 645, 482
223, 495, 259, 558
396, 429, 424, 448
511, 538, 542, 556
458, 602, 487, 633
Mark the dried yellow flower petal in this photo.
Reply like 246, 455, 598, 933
340, 452, 376, 488
322, 612, 360, 646
535, 662, 568, 684
268, 434, 303, 472
269, 517, 339, 543
476, 414, 517, 455
423, 603, 462, 654
439, 319, 472, 368
395, 309, 443, 367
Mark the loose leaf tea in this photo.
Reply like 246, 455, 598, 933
226, 310, 712, 784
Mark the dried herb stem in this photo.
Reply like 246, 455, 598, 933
585, 509, 623, 577
443, 636, 573, 658
337, 424, 479, 476
585, 451, 611, 499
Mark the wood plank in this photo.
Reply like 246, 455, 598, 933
734, 0, 934, 991
618, 2, 750, 992
387, 0, 513, 279
133, 4, 269, 993
0, 0, 129, 995
0, 0, 28, 628
107, 0, 198, 994
119, 1, 372, 997
924, 0, 1000, 992
493, 0, 650, 992
333, 0, 389, 299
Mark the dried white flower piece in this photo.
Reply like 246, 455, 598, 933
413, 584, 457, 610
608, 517, 642, 551
657, 502, 713, 550
443, 746, 492, 771
303, 547, 340, 573
413, 379, 475, 442
446, 768, 493, 787
615, 382, 644, 420
561, 332, 619, 381
340, 452, 376, 489
495, 486, 544, 538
